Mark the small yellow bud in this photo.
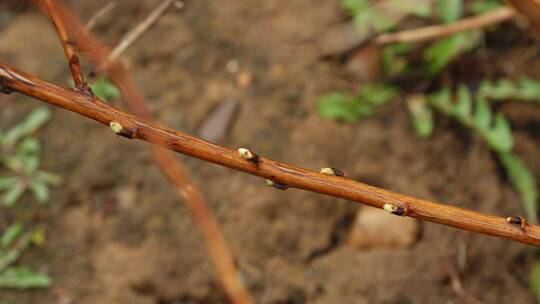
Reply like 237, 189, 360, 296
238, 148, 254, 159
109, 121, 124, 134
320, 167, 345, 176
383, 204, 397, 214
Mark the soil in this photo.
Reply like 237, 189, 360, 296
1, 0, 540, 303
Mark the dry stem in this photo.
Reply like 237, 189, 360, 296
375, 7, 516, 45
85, 2, 116, 31
108, 0, 180, 64
1, 62, 540, 247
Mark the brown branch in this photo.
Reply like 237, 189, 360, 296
375, 7, 516, 45
40, 0, 87, 90
2, 62, 540, 247
37, 1, 254, 303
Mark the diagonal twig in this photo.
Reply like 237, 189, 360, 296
2, 62, 540, 247
85, 1, 116, 31
108, 0, 181, 64
40, 0, 87, 90
375, 7, 517, 45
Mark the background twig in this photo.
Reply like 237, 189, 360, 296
375, 7, 516, 45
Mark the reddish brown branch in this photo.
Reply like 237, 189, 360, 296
1, 62, 540, 247
35, 1, 254, 303
39, 0, 87, 90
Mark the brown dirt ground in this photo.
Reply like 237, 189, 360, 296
1, 0, 540, 303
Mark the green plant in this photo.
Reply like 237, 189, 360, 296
90, 76, 121, 101
424, 85, 538, 223
0, 108, 62, 206
320, 0, 539, 298
69, 75, 121, 101
318, 84, 398, 122
0, 223, 50, 289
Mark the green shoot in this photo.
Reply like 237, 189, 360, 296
318, 84, 398, 122
0, 224, 50, 289
0, 108, 62, 206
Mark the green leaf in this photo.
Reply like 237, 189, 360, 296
0, 267, 51, 289
437, 0, 463, 23
2, 181, 25, 207
499, 153, 538, 223
345, 0, 432, 38
318, 93, 359, 122
359, 84, 398, 105
35, 171, 62, 186
382, 43, 412, 77
1, 224, 22, 248
473, 96, 492, 130
518, 77, 540, 101
23, 155, 40, 175
484, 114, 513, 153
469, 0, 503, 14
17, 138, 41, 156
455, 85, 473, 120
0, 177, 17, 191
28, 181, 49, 204
407, 95, 434, 138
427, 88, 453, 113
424, 32, 480, 74
0, 234, 30, 272
90, 76, 121, 101
3, 108, 51, 148
479, 77, 540, 102
318, 85, 398, 123
341, 0, 369, 15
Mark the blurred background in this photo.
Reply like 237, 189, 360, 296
0, 0, 540, 303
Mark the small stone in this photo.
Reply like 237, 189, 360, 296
348, 207, 419, 248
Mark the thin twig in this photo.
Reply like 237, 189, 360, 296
40, 0, 87, 90
108, 0, 180, 64
36, 1, 253, 303
85, 2, 116, 31
375, 7, 516, 45
1, 63, 540, 247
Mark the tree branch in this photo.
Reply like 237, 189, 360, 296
36, 1, 253, 303
375, 7, 516, 45
1, 62, 540, 246
40, 0, 87, 90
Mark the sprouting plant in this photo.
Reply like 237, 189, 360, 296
0, 108, 62, 206
342, 0, 432, 39
422, 84, 538, 223
69, 75, 122, 101
319, 0, 538, 221
355, 0, 504, 77
318, 84, 398, 122
0, 223, 51, 289
90, 76, 121, 101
